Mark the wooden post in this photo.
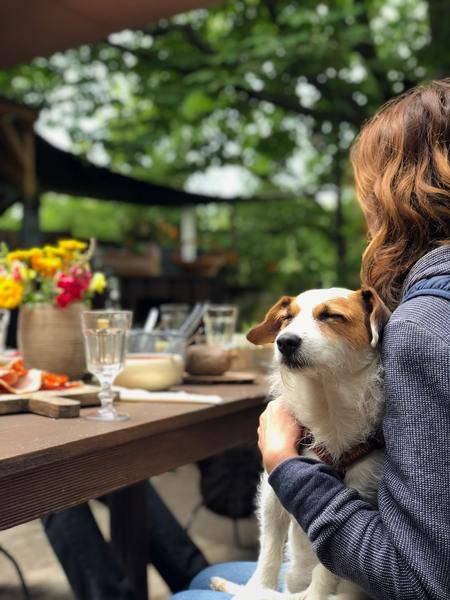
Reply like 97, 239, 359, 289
180, 206, 197, 263
21, 193, 41, 247
21, 126, 41, 246
0, 100, 41, 246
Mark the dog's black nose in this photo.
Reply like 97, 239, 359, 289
277, 333, 301, 355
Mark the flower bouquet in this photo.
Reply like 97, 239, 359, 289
0, 239, 107, 378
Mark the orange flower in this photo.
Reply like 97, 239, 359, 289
32, 256, 62, 277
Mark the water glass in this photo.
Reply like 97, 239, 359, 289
0, 310, 10, 353
81, 310, 132, 422
204, 305, 238, 349
159, 304, 190, 330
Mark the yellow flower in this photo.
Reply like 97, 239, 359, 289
89, 272, 107, 294
6, 249, 30, 263
43, 245, 67, 258
29, 248, 43, 257
58, 239, 87, 251
0, 278, 23, 309
32, 256, 62, 277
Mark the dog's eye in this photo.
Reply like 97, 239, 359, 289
317, 311, 347, 322
280, 313, 292, 322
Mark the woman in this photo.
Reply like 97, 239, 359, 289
173, 80, 450, 600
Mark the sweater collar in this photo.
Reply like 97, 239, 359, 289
402, 245, 450, 296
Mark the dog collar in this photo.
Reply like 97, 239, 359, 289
297, 426, 384, 478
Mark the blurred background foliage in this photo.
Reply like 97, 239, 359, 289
0, 0, 446, 297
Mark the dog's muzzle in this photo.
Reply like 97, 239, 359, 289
277, 333, 301, 355
277, 333, 309, 369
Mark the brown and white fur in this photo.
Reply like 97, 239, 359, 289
211, 287, 390, 600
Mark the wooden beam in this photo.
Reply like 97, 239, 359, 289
0, 0, 222, 69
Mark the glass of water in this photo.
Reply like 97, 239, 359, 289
204, 305, 238, 349
81, 310, 132, 422
159, 304, 190, 330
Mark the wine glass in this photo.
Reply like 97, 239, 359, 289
81, 310, 132, 422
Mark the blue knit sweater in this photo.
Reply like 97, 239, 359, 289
269, 245, 450, 600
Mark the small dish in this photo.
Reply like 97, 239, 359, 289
115, 353, 185, 391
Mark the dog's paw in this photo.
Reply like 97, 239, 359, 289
295, 587, 320, 600
295, 588, 333, 600
211, 578, 283, 600
210, 576, 243, 595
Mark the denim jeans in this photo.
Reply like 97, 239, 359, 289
171, 562, 287, 599
42, 480, 208, 600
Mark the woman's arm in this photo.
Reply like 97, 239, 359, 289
268, 320, 450, 600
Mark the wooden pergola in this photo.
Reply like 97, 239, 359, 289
0, 0, 223, 248
0, 98, 41, 244
0, 0, 219, 69
0, 96, 243, 251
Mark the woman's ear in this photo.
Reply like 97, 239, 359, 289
247, 296, 296, 345
359, 287, 391, 348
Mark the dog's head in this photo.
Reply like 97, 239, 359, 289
247, 287, 390, 374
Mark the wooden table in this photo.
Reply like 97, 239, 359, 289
0, 379, 268, 599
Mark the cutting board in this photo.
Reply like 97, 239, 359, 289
0, 385, 103, 419
183, 371, 256, 384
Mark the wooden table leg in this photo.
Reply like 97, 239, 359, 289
109, 481, 149, 600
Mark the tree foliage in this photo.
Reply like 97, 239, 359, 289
0, 0, 446, 299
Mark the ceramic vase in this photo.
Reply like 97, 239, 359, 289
18, 302, 86, 379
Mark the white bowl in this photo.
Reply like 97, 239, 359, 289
115, 353, 185, 391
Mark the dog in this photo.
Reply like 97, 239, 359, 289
211, 287, 390, 600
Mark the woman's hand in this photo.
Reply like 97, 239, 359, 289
258, 399, 301, 474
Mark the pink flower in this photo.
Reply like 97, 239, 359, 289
11, 264, 22, 281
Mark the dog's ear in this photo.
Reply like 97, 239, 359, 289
247, 296, 297, 345
359, 287, 391, 348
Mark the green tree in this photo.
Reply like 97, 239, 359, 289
0, 0, 445, 299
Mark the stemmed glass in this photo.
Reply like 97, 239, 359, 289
81, 310, 132, 422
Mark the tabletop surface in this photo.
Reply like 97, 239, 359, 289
0, 378, 269, 477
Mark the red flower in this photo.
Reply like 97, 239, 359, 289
56, 291, 74, 308
56, 269, 92, 308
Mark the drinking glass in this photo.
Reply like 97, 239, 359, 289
81, 310, 132, 422
203, 305, 238, 349
0, 310, 10, 353
159, 304, 190, 330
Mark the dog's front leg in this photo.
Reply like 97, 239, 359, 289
249, 472, 291, 590
211, 473, 290, 598
293, 563, 338, 599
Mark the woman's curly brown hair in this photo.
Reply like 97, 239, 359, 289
351, 80, 450, 311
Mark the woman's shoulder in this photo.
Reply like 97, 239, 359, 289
381, 296, 450, 419
383, 294, 450, 348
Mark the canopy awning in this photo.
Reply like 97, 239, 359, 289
35, 135, 236, 207
0, 129, 241, 214
0, 0, 219, 69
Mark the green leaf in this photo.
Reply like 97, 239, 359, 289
180, 90, 215, 121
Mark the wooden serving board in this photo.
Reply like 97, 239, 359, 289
0, 385, 103, 419
183, 371, 256, 385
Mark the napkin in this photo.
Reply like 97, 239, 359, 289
114, 387, 223, 405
